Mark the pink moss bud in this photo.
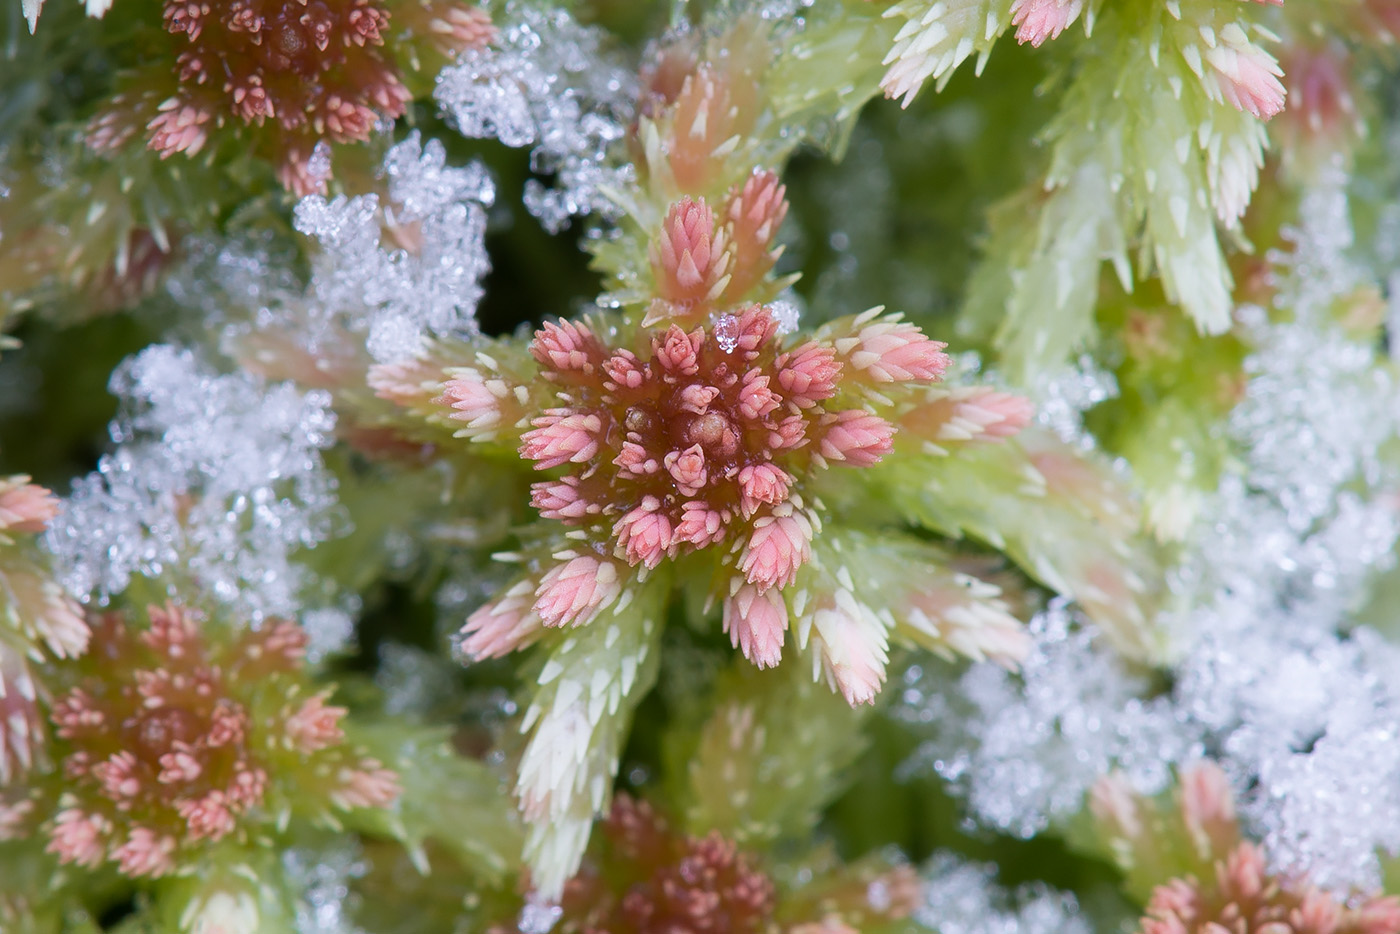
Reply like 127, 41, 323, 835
439, 369, 509, 431
94, 751, 143, 802
520, 410, 604, 469
664, 444, 709, 495
603, 349, 648, 389
531, 320, 605, 374
1177, 761, 1239, 861
1290, 44, 1356, 137
41, 604, 395, 876
722, 584, 788, 668
638, 37, 701, 119
1205, 34, 1286, 121
810, 590, 888, 706
330, 761, 401, 809
1089, 772, 1146, 844
368, 358, 440, 409
170, 782, 232, 833
0, 794, 35, 842
285, 695, 347, 753
817, 411, 896, 466
737, 463, 792, 518
1274, 42, 1363, 166
47, 809, 110, 869
952, 391, 1034, 439
0, 477, 58, 534
407, 2, 496, 58
1009, 0, 1085, 47
615, 496, 675, 568
724, 304, 780, 360
664, 64, 756, 195
615, 441, 663, 479
151, 780, 234, 837
769, 414, 809, 451
460, 583, 544, 660
737, 371, 781, 420
900, 388, 1034, 450
652, 198, 730, 307
674, 500, 726, 547
655, 325, 704, 375
112, 827, 178, 878
1356, 900, 1400, 934
157, 749, 203, 784
737, 508, 812, 590
50, 686, 103, 740
86, 94, 147, 153
146, 96, 213, 158
530, 477, 597, 522
777, 344, 842, 408
728, 170, 788, 250
723, 169, 790, 299
901, 577, 1031, 668
676, 383, 721, 415
533, 555, 622, 628
840, 312, 951, 384
1139, 842, 1400, 934
550, 794, 777, 934
0, 650, 43, 785
5, 567, 89, 660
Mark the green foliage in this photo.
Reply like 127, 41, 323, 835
664, 657, 871, 846
344, 724, 523, 881
963, 0, 1272, 381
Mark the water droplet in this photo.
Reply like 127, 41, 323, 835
518, 896, 563, 934
306, 141, 332, 183
713, 314, 740, 353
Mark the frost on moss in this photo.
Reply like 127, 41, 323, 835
12, 0, 1400, 929
46, 346, 347, 641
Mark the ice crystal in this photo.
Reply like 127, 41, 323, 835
915, 853, 1091, 934
1182, 627, 1400, 894
1157, 182, 1400, 893
433, 3, 637, 232
46, 346, 343, 628
301, 607, 358, 665
768, 297, 802, 335
292, 132, 495, 363
1170, 176, 1397, 594
1169, 483, 1400, 892
902, 171, 1400, 891
1229, 311, 1393, 532
898, 603, 1198, 838
517, 896, 563, 934
284, 845, 369, 934
1028, 355, 1120, 451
